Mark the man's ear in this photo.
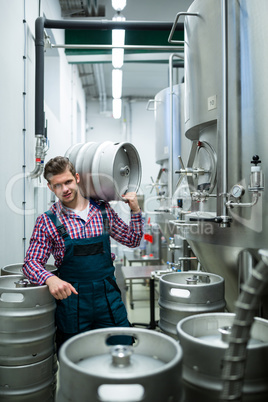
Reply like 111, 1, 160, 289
76, 173, 80, 183
47, 182, 53, 192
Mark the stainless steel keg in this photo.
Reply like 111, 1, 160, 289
0, 354, 57, 402
0, 275, 57, 401
177, 313, 268, 402
1, 263, 57, 276
57, 327, 183, 402
0, 275, 56, 366
65, 141, 142, 201
158, 271, 225, 338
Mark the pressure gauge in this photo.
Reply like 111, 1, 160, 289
231, 184, 245, 199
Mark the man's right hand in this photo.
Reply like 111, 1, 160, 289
45, 276, 78, 300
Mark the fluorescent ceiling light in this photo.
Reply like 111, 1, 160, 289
112, 69, 122, 99
112, 48, 124, 68
112, 29, 125, 47
111, 0, 127, 11
113, 98, 122, 119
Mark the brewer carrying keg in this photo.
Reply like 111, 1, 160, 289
23, 156, 143, 352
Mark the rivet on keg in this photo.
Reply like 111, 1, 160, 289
111, 345, 132, 367
218, 326, 232, 343
14, 279, 30, 288
120, 166, 130, 177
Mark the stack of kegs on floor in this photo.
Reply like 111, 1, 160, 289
0, 269, 57, 401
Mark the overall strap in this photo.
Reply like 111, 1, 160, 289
45, 210, 71, 240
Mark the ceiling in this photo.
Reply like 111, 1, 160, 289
56, 0, 194, 102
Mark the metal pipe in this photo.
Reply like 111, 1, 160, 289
35, 17, 45, 137
220, 250, 268, 401
52, 44, 184, 51
169, 53, 184, 198
44, 19, 184, 31
218, 0, 229, 226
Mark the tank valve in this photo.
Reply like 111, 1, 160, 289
226, 155, 264, 209
249, 155, 264, 191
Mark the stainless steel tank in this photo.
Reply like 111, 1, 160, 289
56, 327, 183, 402
65, 141, 141, 201
153, 84, 192, 245
0, 275, 57, 401
158, 271, 225, 338
174, 0, 268, 313
1, 263, 57, 276
177, 313, 268, 401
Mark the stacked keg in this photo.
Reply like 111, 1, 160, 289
0, 274, 57, 401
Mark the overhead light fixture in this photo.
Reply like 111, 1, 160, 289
113, 98, 122, 119
112, 69, 122, 99
111, 0, 127, 11
112, 13, 125, 68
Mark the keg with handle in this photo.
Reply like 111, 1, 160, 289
65, 141, 142, 201
0, 275, 57, 401
158, 271, 225, 338
56, 327, 183, 402
177, 312, 268, 402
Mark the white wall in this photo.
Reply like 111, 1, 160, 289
0, 0, 86, 269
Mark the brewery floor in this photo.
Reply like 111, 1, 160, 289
125, 278, 160, 328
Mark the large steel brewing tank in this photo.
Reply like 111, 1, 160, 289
0, 275, 57, 401
158, 271, 225, 338
65, 141, 141, 201
153, 83, 192, 240
177, 313, 268, 402
57, 327, 183, 402
176, 0, 268, 313
1, 263, 57, 276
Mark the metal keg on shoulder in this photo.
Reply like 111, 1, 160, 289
57, 327, 183, 402
177, 313, 268, 402
65, 141, 142, 201
158, 271, 225, 338
0, 275, 57, 401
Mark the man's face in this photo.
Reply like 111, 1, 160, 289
48, 169, 80, 207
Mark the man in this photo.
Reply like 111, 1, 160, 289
23, 156, 143, 349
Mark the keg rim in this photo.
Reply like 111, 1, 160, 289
59, 327, 183, 379
177, 312, 268, 349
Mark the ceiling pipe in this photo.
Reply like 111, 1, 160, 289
34, 17, 184, 171
44, 18, 184, 31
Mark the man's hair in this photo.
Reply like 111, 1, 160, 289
44, 156, 76, 183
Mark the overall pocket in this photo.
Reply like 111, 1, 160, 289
55, 286, 79, 334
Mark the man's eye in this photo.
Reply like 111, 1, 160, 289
66, 180, 72, 185
54, 184, 61, 189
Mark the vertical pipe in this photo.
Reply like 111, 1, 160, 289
35, 17, 45, 137
218, 0, 229, 225
169, 53, 184, 199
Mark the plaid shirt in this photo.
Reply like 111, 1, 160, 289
23, 199, 143, 285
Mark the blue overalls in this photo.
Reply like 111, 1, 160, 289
45, 201, 131, 349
